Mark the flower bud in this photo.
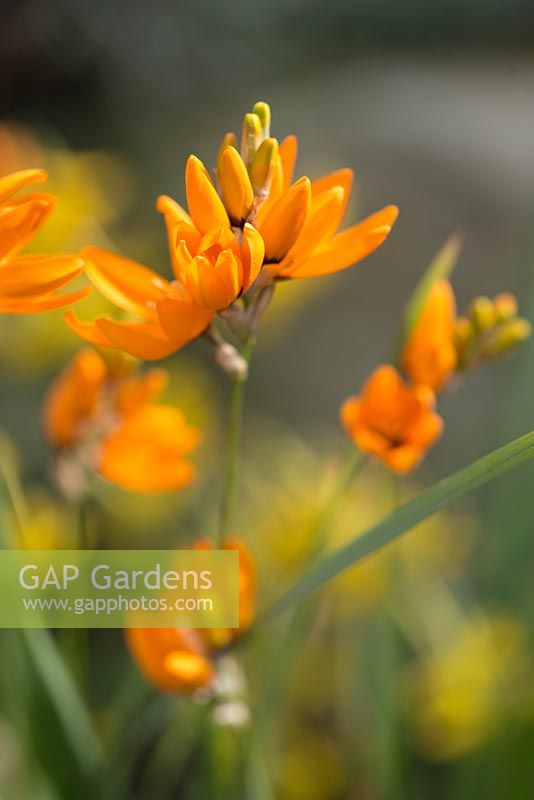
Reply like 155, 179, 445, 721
484, 318, 532, 357
252, 101, 271, 138
468, 296, 495, 332
241, 113, 262, 167
493, 292, 518, 322
217, 133, 238, 177
250, 138, 279, 197
219, 147, 254, 224
454, 317, 474, 369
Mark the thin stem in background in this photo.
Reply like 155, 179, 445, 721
218, 337, 255, 544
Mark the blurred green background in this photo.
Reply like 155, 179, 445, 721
0, 1, 533, 798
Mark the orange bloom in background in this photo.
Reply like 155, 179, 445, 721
0, 169, 88, 313
126, 539, 256, 693
43, 348, 199, 493
341, 365, 443, 474
402, 280, 458, 391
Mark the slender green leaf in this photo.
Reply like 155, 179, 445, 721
403, 232, 462, 342
263, 429, 534, 622
21, 629, 105, 777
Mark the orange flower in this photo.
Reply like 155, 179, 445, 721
126, 539, 256, 693
67, 101, 398, 362
214, 103, 399, 280
163, 201, 265, 311
43, 348, 199, 493
0, 169, 88, 313
258, 143, 398, 280
402, 280, 458, 391
65, 245, 213, 361
340, 365, 443, 474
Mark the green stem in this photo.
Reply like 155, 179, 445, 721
218, 338, 254, 544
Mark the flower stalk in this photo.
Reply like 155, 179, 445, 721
218, 336, 255, 544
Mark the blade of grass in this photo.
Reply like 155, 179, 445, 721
21, 629, 105, 778
262, 429, 534, 623
0, 439, 107, 792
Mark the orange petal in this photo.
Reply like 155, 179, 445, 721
311, 168, 353, 221
260, 176, 311, 263
0, 169, 48, 205
0, 285, 91, 314
0, 195, 56, 260
286, 205, 398, 278
65, 309, 118, 348
100, 405, 199, 492
287, 186, 345, 262
125, 628, 212, 692
0, 254, 84, 298
185, 155, 229, 234
279, 135, 298, 188
164, 651, 214, 688
383, 445, 424, 475
115, 369, 169, 415
82, 246, 170, 321
407, 409, 444, 448
157, 294, 213, 339
156, 194, 194, 228
95, 318, 188, 360
42, 348, 107, 448
182, 254, 236, 311
156, 195, 195, 278
241, 223, 265, 288
219, 147, 254, 224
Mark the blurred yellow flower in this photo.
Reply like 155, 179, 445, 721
408, 614, 530, 760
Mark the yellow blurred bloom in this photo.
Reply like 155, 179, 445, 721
126, 539, 256, 693
409, 614, 529, 760
42, 348, 199, 493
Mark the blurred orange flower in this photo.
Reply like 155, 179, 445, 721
126, 539, 256, 693
43, 348, 199, 493
340, 365, 443, 474
402, 280, 458, 391
0, 170, 88, 313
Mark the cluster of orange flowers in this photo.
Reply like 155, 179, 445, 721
341, 280, 530, 473
59, 101, 397, 361
42, 348, 199, 493
1, 101, 530, 695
